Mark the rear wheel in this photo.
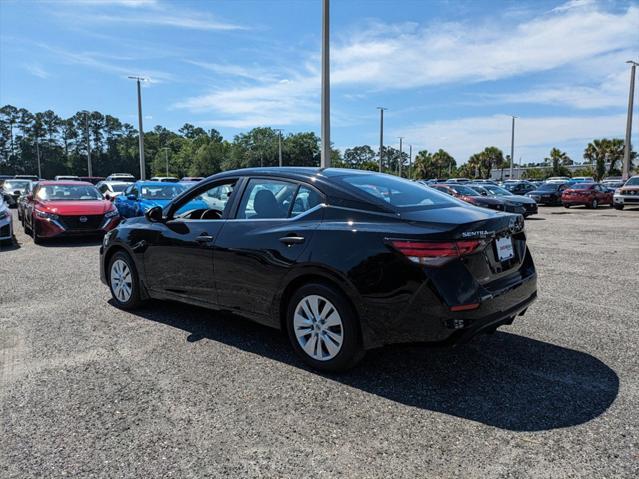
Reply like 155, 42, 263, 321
286, 283, 364, 372
108, 251, 142, 309
591, 199, 598, 209
563, 204, 570, 208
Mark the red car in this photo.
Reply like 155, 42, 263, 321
22, 181, 120, 243
561, 183, 613, 209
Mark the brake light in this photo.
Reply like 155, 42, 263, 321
390, 240, 482, 266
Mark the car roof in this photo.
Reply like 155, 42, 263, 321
135, 180, 183, 186
37, 180, 94, 186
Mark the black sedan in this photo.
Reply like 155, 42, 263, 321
526, 182, 569, 205
468, 184, 538, 217
100, 168, 537, 371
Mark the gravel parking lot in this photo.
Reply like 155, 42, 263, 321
1, 206, 638, 478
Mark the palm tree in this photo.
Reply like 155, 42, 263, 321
545, 148, 571, 175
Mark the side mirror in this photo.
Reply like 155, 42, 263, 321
127, 194, 136, 200
145, 205, 164, 223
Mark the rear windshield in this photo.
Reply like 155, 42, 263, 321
537, 183, 561, 191
625, 177, 639, 186
111, 184, 128, 193
569, 183, 595, 190
483, 185, 511, 196
449, 184, 479, 196
3, 180, 30, 190
338, 174, 456, 210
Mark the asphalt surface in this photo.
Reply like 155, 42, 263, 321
1, 206, 638, 478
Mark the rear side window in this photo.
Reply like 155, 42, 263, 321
338, 174, 456, 210
290, 186, 322, 217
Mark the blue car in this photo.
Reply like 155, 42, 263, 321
115, 181, 208, 218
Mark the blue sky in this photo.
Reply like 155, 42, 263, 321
1, 0, 637, 164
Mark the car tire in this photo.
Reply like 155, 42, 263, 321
614, 204, 624, 210
23, 217, 31, 235
108, 251, 143, 309
31, 221, 42, 244
564, 204, 570, 208
286, 283, 364, 372
591, 199, 598, 209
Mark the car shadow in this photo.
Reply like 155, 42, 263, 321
525, 217, 545, 221
0, 239, 21, 251
117, 300, 619, 432
38, 236, 103, 248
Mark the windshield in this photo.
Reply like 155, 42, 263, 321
449, 184, 480, 196
338, 174, 456, 209
625, 177, 639, 186
111, 184, 128, 193
140, 184, 186, 200
569, 183, 594, 190
482, 185, 511, 196
3, 180, 30, 191
37, 184, 102, 201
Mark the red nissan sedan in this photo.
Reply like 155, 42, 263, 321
22, 181, 120, 243
561, 183, 613, 209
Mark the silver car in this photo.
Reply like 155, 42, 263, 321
0, 196, 13, 244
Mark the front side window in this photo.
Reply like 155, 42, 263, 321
139, 184, 185, 200
237, 179, 297, 219
172, 180, 238, 219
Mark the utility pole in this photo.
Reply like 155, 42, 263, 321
35, 136, 41, 179
161, 147, 169, 176
84, 111, 92, 177
509, 116, 516, 179
320, 0, 330, 168
128, 76, 147, 180
274, 129, 283, 167
398, 137, 404, 176
377, 107, 387, 172
623, 61, 638, 181
409, 144, 413, 179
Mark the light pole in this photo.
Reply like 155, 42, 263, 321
623, 61, 638, 181
83, 111, 92, 177
160, 147, 169, 176
509, 115, 517, 179
398, 137, 404, 176
409, 144, 413, 179
274, 129, 283, 166
377, 107, 387, 172
320, 0, 330, 168
35, 136, 41, 179
128, 76, 147, 180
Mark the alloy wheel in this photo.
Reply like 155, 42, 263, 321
293, 294, 344, 361
110, 259, 133, 303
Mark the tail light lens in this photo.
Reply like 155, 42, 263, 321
390, 240, 482, 266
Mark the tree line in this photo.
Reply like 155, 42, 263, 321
0, 105, 635, 181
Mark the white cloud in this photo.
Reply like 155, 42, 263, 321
23, 63, 50, 79
175, 3, 638, 129
397, 113, 629, 163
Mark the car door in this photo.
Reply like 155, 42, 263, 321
214, 177, 324, 318
114, 184, 132, 217
143, 178, 239, 306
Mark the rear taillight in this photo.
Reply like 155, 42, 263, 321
390, 240, 482, 266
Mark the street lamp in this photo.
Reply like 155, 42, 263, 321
320, 0, 330, 168
82, 111, 92, 177
397, 137, 404, 176
128, 76, 148, 180
409, 144, 413, 179
509, 116, 516, 179
377, 107, 388, 172
274, 128, 283, 167
160, 147, 170, 177
623, 61, 638, 181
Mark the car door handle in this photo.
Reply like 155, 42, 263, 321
279, 235, 305, 245
195, 235, 214, 243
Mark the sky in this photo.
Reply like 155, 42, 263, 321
1, 0, 638, 165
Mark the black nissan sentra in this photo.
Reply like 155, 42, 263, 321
100, 168, 537, 371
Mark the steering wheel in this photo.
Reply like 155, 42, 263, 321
201, 208, 223, 220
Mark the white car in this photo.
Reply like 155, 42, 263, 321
54, 175, 81, 181
613, 175, 639, 210
149, 176, 179, 183
95, 181, 131, 201
0, 196, 13, 245
105, 173, 136, 183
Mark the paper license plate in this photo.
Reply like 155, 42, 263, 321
495, 236, 514, 261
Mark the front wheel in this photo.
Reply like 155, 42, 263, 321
286, 283, 364, 372
564, 204, 570, 208
591, 199, 598, 209
108, 251, 143, 309
614, 204, 624, 210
